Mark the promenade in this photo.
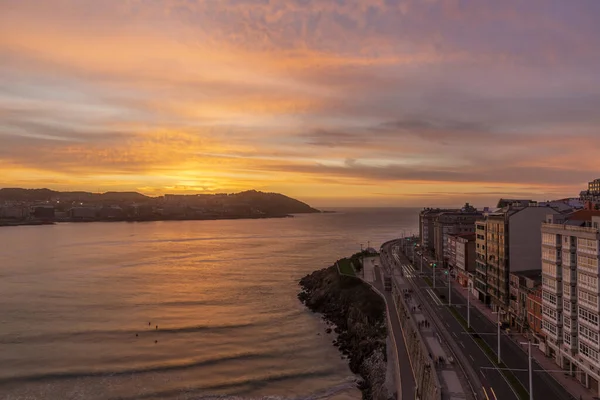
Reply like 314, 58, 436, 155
359, 254, 415, 400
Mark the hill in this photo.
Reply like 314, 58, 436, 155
231, 190, 320, 214
0, 188, 320, 214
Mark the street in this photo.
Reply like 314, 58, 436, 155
381, 240, 517, 400
382, 239, 576, 400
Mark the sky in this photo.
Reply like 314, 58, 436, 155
1, 0, 600, 207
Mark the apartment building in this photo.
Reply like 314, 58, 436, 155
475, 220, 489, 303
448, 233, 476, 287
580, 179, 600, 211
432, 204, 481, 264
527, 286, 544, 342
419, 208, 459, 252
541, 211, 600, 396
508, 270, 541, 332
476, 202, 564, 313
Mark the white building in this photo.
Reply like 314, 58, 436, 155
541, 211, 600, 395
0, 205, 29, 219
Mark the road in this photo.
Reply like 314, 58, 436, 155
369, 260, 416, 400
380, 240, 518, 400
386, 239, 576, 400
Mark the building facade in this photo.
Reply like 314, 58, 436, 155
580, 179, 600, 210
508, 270, 541, 332
477, 203, 564, 313
541, 212, 600, 396
475, 220, 489, 303
453, 233, 476, 287
527, 286, 544, 342
419, 208, 459, 252
432, 205, 481, 265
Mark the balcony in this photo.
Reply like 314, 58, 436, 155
543, 297, 562, 311
578, 334, 599, 350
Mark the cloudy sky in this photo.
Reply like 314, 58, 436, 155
1, 0, 599, 207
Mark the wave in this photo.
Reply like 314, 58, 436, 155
0, 322, 258, 345
0, 352, 275, 385
103, 369, 346, 400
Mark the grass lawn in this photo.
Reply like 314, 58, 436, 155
337, 258, 356, 276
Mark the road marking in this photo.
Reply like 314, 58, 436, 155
482, 387, 490, 400
426, 289, 443, 306
490, 387, 498, 400
401, 264, 414, 278
446, 322, 450, 328
470, 354, 475, 361
452, 332, 457, 338
480, 370, 486, 379
460, 341, 466, 349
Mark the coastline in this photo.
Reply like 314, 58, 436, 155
0, 213, 297, 227
298, 261, 389, 400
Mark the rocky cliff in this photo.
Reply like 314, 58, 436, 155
298, 265, 388, 400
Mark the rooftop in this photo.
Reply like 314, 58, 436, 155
511, 269, 542, 279
566, 210, 600, 222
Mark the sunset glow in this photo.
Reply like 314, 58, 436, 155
2, 0, 600, 206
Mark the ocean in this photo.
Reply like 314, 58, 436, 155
0, 208, 419, 400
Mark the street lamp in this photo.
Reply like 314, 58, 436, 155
467, 282, 471, 329
432, 262, 437, 288
492, 308, 505, 364
520, 340, 540, 400
446, 270, 452, 305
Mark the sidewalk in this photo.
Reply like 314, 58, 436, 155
452, 283, 596, 400
391, 269, 467, 400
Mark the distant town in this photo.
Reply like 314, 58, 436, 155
0, 188, 320, 226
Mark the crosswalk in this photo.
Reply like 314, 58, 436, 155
401, 263, 416, 278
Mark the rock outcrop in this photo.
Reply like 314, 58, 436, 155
298, 265, 388, 400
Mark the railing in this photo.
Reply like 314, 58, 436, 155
543, 223, 598, 233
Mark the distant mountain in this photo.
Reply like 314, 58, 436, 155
0, 188, 320, 214
0, 188, 150, 203
231, 190, 320, 214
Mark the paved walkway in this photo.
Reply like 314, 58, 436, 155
359, 261, 415, 400
385, 253, 468, 400
452, 283, 597, 400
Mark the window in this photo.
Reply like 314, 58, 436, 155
579, 342, 599, 362
564, 317, 571, 330
563, 252, 572, 265
542, 276, 557, 290
578, 255, 598, 273
542, 306, 557, 320
578, 273, 598, 291
564, 285, 571, 296
543, 320, 557, 335
542, 233, 556, 246
542, 290, 557, 305
579, 324, 599, 345
542, 248, 557, 262
579, 306, 599, 327
542, 261, 557, 277
578, 290, 598, 308
564, 333, 571, 345
578, 238, 598, 254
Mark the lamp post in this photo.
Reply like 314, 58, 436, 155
492, 308, 504, 364
448, 272, 452, 306
467, 282, 471, 329
520, 340, 540, 400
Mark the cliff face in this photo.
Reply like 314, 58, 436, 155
298, 265, 388, 400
